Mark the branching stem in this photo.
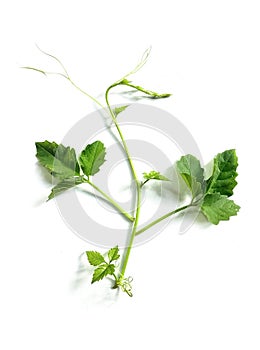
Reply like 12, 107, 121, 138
136, 204, 192, 235
84, 179, 134, 222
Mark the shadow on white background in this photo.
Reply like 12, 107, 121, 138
70, 252, 120, 308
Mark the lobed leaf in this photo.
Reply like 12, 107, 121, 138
107, 246, 120, 262
176, 154, 205, 198
201, 193, 240, 225
207, 149, 238, 197
86, 251, 105, 266
91, 264, 115, 283
48, 176, 84, 200
35, 141, 80, 179
79, 141, 106, 177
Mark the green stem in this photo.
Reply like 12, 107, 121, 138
105, 83, 141, 282
140, 179, 150, 188
85, 179, 135, 222
105, 84, 138, 180
66, 77, 106, 110
135, 204, 191, 236
23, 47, 106, 110
119, 183, 141, 278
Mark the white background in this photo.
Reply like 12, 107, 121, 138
1, 1, 260, 349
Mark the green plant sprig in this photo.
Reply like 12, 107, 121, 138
137, 150, 239, 234
86, 246, 134, 297
35, 140, 134, 222
29, 48, 240, 297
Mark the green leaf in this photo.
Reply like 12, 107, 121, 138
207, 149, 238, 197
113, 105, 129, 118
86, 251, 105, 266
91, 264, 115, 283
47, 176, 84, 200
35, 141, 80, 179
79, 141, 106, 177
143, 171, 169, 181
107, 246, 120, 262
201, 193, 240, 225
176, 154, 205, 198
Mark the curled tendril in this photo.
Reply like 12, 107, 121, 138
117, 276, 133, 297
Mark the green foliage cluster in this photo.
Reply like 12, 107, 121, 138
29, 47, 240, 297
